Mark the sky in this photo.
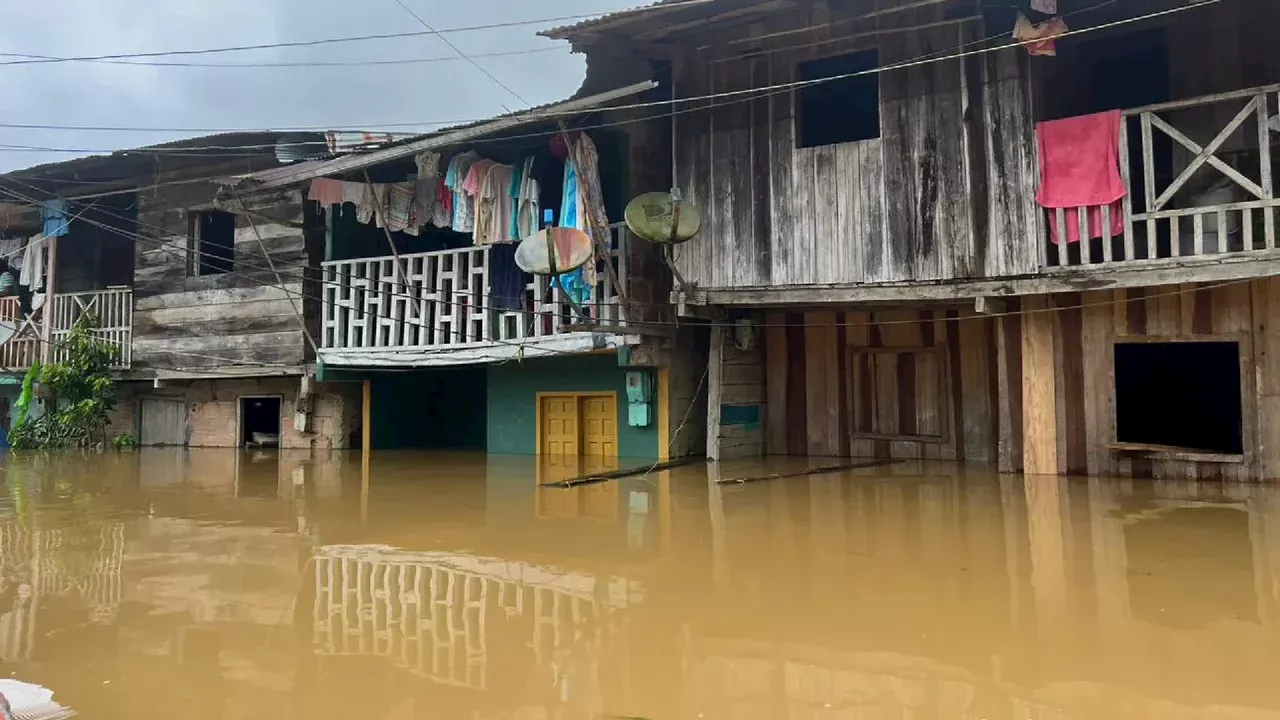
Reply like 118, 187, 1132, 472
0, 0, 640, 171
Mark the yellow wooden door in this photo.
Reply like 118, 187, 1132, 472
540, 395, 580, 456
580, 395, 618, 460
580, 395, 619, 521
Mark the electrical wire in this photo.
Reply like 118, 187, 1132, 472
390, 0, 528, 112
0, 46, 563, 69
2, 174, 1271, 348
0, 0, 1219, 141
0, 3, 714, 67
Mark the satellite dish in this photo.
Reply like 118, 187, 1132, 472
515, 227, 593, 275
625, 192, 701, 244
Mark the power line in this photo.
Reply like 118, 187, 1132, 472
0, 3, 712, 67
0, 46, 563, 69
390, 0, 529, 112
0, 0, 1215, 144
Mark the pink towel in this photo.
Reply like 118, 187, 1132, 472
1036, 110, 1127, 244
308, 178, 344, 206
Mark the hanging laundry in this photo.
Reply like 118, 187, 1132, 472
1031, 0, 1057, 14
445, 151, 482, 232
432, 177, 453, 228
569, 133, 609, 291
0, 237, 23, 264
517, 157, 540, 239
1036, 110, 1126, 244
463, 159, 497, 244
357, 183, 385, 225
559, 155, 580, 231
385, 183, 417, 234
1013, 13, 1067, 56
342, 181, 366, 214
508, 158, 525, 241
489, 242, 530, 312
40, 200, 69, 238
20, 234, 46, 291
482, 164, 515, 245
413, 151, 441, 224
308, 178, 344, 206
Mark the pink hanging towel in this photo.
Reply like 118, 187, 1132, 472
1035, 110, 1127, 244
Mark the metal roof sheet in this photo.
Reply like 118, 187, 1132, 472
539, 0, 713, 40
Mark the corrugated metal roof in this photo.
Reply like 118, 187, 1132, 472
539, 0, 712, 40
229, 80, 657, 193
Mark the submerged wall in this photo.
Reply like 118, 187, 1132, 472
370, 368, 487, 451
486, 353, 660, 459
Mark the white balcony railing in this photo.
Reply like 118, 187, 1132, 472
0, 287, 133, 371
1042, 84, 1280, 269
320, 229, 627, 356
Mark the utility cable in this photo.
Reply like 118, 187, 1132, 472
0, 0, 1219, 142
390, 0, 528, 112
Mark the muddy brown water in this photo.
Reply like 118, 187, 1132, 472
0, 449, 1276, 719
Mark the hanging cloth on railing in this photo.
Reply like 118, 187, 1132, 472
19, 234, 46, 291
1035, 110, 1127, 244
40, 200, 70, 238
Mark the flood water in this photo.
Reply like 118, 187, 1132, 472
0, 450, 1277, 719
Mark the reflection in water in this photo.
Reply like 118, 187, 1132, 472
0, 450, 1276, 718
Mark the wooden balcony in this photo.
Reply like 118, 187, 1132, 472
319, 228, 632, 367
1042, 84, 1280, 271
0, 287, 134, 371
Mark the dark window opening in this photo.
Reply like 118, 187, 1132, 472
240, 397, 281, 448
1114, 342, 1243, 454
797, 49, 880, 149
189, 210, 236, 276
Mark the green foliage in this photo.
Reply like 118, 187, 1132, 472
9, 314, 119, 450
111, 433, 137, 450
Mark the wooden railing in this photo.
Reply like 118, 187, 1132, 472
0, 288, 133, 371
320, 228, 628, 355
50, 287, 133, 369
1042, 84, 1280, 269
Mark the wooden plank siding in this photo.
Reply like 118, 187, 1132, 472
762, 308, 999, 462
670, 6, 1039, 290
132, 184, 311, 372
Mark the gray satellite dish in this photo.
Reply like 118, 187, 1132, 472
624, 192, 701, 244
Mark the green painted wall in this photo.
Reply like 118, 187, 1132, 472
371, 368, 487, 450
486, 354, 658, 459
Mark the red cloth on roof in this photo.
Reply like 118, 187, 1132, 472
1036, 110, 1127, 244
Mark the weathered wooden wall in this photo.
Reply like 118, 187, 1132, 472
708, 322, 764, 460
132, 185, 310, 372
1047, 279, 1280, 482
670, 2, 1040, 290
762, 308, 999, 462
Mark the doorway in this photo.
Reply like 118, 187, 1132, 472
239, 396, 282, 448
139, 398, 187, 447
535, 392, 619, 521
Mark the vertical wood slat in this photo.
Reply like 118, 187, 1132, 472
1245, 207, 1256, 251
1259, 91, 1276, 249
1077, 207, 1091, 265
1216, 209, 1228, 254
1140, 112, 1158, 260
1194, 213, 1206, 256
1101, 203, 1114, 263
1117, 118, 1136, 262
1053, 208, 1067, 266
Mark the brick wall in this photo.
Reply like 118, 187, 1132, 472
114, 377, 361, 449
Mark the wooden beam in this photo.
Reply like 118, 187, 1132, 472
680, 252, 1280, 305
1021, 296, 1058, 475
706, 323, 724, 461
975, 296, 1006, 314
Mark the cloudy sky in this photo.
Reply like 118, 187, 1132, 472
0, 0, 639, 171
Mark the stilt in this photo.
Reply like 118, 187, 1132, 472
361, 379, 371, 524
1021, 296, 1059, 475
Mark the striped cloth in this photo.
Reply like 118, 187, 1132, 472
0, 270, 16, 295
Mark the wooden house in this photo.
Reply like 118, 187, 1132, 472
544, 0, 1280, 480
219, 89, 706, 467
0, 134, 359, 450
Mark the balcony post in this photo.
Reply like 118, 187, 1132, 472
39, 235, 57, 365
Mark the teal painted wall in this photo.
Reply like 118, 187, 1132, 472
486, 354, 658, 459
371, 368, 487, 450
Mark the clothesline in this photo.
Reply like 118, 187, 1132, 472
308, 133, 610, 304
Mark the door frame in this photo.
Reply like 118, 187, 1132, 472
236, 394, 285, 449
137, 395, 188, 447
534, 391, 619, 457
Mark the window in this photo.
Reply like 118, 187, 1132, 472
797, 49, 880, 148
1114, 341, 1243, 455
188, 210, 235, 276
848, 346, 949, 443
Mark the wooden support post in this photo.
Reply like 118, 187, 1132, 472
361, 379, 371, 524
1021, 295, 1058, 475
706, 323, 724, 461
1023, 474, 1068, 638
996, 309, 1023, 474
39, 234, 58, 364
